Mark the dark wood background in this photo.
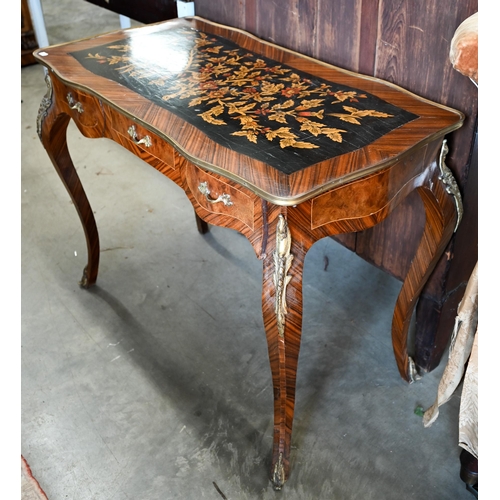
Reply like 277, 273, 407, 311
193, 0, 478, 373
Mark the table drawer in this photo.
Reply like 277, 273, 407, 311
64, 86, 103, 132
107, 110, 177, 168
185, 162, 254, 230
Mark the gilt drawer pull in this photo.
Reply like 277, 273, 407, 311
127, 125, 152, 147
66, 93, 84, 113
198, 181, 234, 206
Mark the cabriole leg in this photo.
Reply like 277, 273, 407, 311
194, 212, 209, 234
261, 213, 311, 490
392, 141, 461, 382
37, 73, 100, 288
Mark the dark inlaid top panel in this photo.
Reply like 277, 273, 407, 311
70, 26, 418, 175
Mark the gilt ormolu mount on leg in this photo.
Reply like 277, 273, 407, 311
261, 211, 311, 490
270, 214, 294, 489
274, 215, 294, 340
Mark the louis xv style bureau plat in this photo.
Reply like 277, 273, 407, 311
34, 16, 463, 490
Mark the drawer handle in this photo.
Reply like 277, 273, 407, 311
127, 125, 152, 147
66, 93, 84, 113
198, 181, 234, 206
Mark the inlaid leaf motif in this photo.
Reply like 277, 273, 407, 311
321, 128, 347, 142
343, 106, 393, 118
108, 55, 129, 65
287, 141, 319, 149
298, 119, 325, 136
228, 102, 257, 115
266, 127, 297, 141
237, 115, 260, 130
225, 56, 244, 66
332, 114, 362, 125
200, 106, 226, 125
261, 82, 285, 95
277, 100, 295, 110
211, 105, 225, 116
232, 130, 258, 143
268, 111, 291, 124
330, 91, 362, 103
297, 99, 324, 109
365, 110, 392, 118
280, 138, 298, 148
205, 45, 223, 54
189, 97, 205, 107
330, 106, 394, 125
250, 59, 268, 69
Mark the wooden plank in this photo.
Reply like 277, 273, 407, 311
254, 0, 294, 48
314, 0, 363, 71
374, 0, 478, 185
194, 0, 246, 29
245, 0, 258, 35
356, 0, 478, 279
359, 0, 379, 75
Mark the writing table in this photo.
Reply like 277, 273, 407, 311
34, 16, 463, 489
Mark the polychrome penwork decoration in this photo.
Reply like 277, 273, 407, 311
70, 27, 418, 174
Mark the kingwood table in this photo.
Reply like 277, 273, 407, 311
34, 16, 463, 490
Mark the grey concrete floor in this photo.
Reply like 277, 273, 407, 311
21, 1, 475, 499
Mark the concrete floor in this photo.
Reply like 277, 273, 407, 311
21, 1, 474, 499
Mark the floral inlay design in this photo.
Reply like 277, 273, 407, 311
70, 27, 418, 174
158, 33, 392, 149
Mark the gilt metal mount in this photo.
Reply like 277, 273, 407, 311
273, 215, 294, 339
36, 72, 53, 139
438, 139, 463, 232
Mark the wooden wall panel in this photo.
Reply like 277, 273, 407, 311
374, 0, 477, 186
354, 0, 477, 318
253, 0, 318, 56
355, 0, 477, 370
245, 0, 257, 34
194, 0, 246, 30
197, 0, 364, 72
314, 0, 363, 71
358, 0, 380, 75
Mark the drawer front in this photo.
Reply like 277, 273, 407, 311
106, 109, 177, 169
64, 86, 103, 131
311, 152, 425, 230
185, 162, 254, 230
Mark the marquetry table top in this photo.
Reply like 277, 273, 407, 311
34, 16, 463, 203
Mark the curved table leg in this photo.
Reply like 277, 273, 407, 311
37, 75, 100, 288
391, 165, 459, 382
194, 212, 209, 234
261, 212, 312, 490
